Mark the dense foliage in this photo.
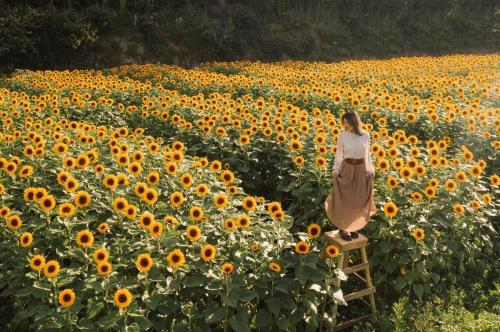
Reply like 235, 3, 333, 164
0, 0, 499, 70
0, 54, 498, 330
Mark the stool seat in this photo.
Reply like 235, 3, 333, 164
325, 230, 368, 251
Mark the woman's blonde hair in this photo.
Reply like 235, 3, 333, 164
341, 110, 365, 136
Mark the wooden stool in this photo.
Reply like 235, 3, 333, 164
325, 230, 377, 331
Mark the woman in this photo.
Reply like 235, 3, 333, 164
324, 110, 377, 241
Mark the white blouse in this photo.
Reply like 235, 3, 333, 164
332, 131, 374, 174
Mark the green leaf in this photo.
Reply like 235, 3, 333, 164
230, 311, 250, 332
413, 284, 424, 299
134, 316, 154, 331
230, 287, 256, 302
255, 309, 273, 328
394, 276, 407, 290
205, 307, 226, 324
265, 298, 281, 316
145, 292, 161, 310
87, 298, 105, 319
96, 311, 120, 329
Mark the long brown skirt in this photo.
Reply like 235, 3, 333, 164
324, 160, 377, 232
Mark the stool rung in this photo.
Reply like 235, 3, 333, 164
332, 313, 374, 331
342, 262, 369, 275
343, 286, 376, 302
353, 271, 366, 283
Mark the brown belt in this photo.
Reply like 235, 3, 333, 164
344, 158, 364, 165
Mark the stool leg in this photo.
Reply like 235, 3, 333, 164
360, 246, 377, 314
330, 252, 345, 331
343, 252, 349, 270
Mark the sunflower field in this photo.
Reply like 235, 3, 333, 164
0, 54, 499, 331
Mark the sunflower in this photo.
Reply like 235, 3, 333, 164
272, 209, 284, 219
102, 174, 118, 190
142, 188, 158, 205
165, 161, 178, 175
412, 228, 425, 241
33, 187, 48, 204
58, 289, 76, 307
112, 197, 128, 213
76, 230, 94, 248
195, 184, 209, 196
114, 288, 133, 309
7, 214, 22, 230
377, 159, 390, 172
307, 224, 321, 239
454, 171, 467, 182
0, 205, 9, 218
227, 186, 238, 195
125, 205, 137, 219
94, 164, 105, 174
470, 199, 481, 209
30, 255, 45, 271
210, 160, 222, 172
295, 241, 310, 255
179, 173, 193, 189
481, 194, 492, 205
251, 243, 260, 252
136, 253, 153, 273
128, 162, 142, 176
268, 262, 281, 273
92, 247, 109, 263
214, 193, 229, 209
74, 191, 91, 208
424, 186, 436, 199
97, 222, 109, 234
170, 191, 185, 208
40, 194, 56, 212
63, 157, 76, 169
76, 155, 90, 169
43, 260, 60, 278
453, 203, 465, 215
149, 221, 163, 237
97, 261, 112, 276
201, 244, 217, 262
146, 171, 160, 186
469, 164, 482, 178
411, 192, 423, 203
23, 187, 36, 202
241, 196, 257, 212
220, 170, 235, 185
221, 263, 234, 275
19, 232, 33, 248
163, 215, 179, 226
139, 212, 155, 229
19, 165, 33, 178
445, 180, 457, 192
224, 218, 236, 232
325, 244, 340, 258
383, 201, 398, 218
134, 182, 147, 197
387, 176, 399, 189
166, 249, 185, 269
315, 156, 327, 168
186, 225, 201, 241
399, 167, 413, 180
293, 155, 305, 167
189, 206, 204, 221
64, 177, 78, 192
236, 214, 251, 229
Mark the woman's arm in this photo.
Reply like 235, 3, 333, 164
332, 132, 344, 174
364, 133, 374, 174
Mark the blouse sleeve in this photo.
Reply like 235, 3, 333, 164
332, 132, 344, 173
364, 133, 374, 174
